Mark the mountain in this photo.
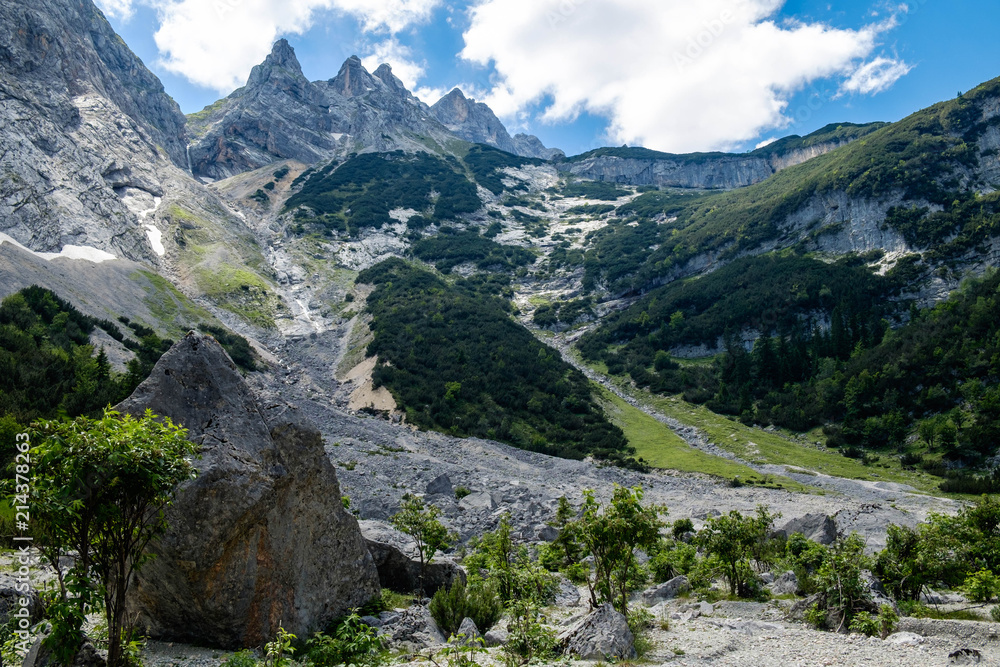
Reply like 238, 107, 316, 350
4, 0, 1000, 501
429, 88, 563, 160
559, 122, 885, 189
0, 0, 189, 260
189, 43, 564, 180
187, 43, 457, 180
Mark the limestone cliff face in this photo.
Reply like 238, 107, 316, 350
0, 0, 189, 260
557, 139, 862, 190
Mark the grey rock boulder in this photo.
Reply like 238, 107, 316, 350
774, 514, 838, 545
455, 617, 482, 644
483, 623, 509, 647
117, 333, 380, 648
554, 576, 581, 607
768, 571, 799, 596
559, 603, 636, 661
642, 575, 691, 604
0, 573, 44, 626
359, 519, 465, 596
23, 634, 106, 667
426, 474, 453, 496
381, 605, 446, 649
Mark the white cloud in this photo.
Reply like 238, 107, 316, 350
362, 39, 425, 90
840, 56, 913, 96
461, 0, 908, 152
95, 0, 135, 20
149, 0, 441, 93
755, 137, 778, 149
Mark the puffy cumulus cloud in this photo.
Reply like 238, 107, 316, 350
362, 38, 426, 90
840, 56, 913, 96
461, 0, 908, 152
95, 0, 135, 20
149, 0, 441, 93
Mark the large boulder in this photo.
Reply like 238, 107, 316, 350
359, 520, 465, 596
559, 603, 636, 661
117, 333, 380, 648
774, 514, 838, 545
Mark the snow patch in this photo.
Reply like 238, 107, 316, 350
0, 233, 117, 263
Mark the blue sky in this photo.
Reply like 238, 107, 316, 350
101, 0, 1000, 157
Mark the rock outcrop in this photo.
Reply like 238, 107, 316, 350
774, 514, 839, 545
359, 520, 465, 596
429, 88, 561, 160
0, 0, 187, 260
116, 333, 380, 648
559, 603, 636, 661
557, 123, 883, 189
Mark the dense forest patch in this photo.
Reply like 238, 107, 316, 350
463, 145, 544, 195
411, 228, 535, 273
356, 259, 638, 466
0, 287, 258, 428
285, 151, 482, 234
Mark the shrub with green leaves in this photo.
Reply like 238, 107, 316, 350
501, 599, 557, 667
306, 613, 385, 667
963, 569, 999, 602
30, 409, 197, 667
848, 605, 899, 639
808, 534, 872, 631
222, 650, 259, 667
430, 579, 502, 638
463, 515, 556, 606
390, 494, 452, 595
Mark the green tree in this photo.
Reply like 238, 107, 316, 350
390, 494, 452, 596
694, 506, 778, 598
30, 409, 198, 667
575, 486, 665, 617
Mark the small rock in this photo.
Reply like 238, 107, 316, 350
455, 617, 481, 644
426, 474, 453, 496
554, 576, 581, 607
559, 604, 636, 661
699, 601, 714, 616
768, 571, 799, 596
484, 624, 509, 647
774, 514, 838, 545
360, 615, 383, 628
883, 632, 923, 646
535, 524, 559, 542
760, 572, 775, 584
460, 491, 496, 511
642, 575, 690, 604
949, 648, 982, 665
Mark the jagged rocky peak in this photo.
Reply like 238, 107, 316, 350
430, 87, 563, 160
373, 63, 408, 94
330, 55, 378, 97
246, 37, 306, 86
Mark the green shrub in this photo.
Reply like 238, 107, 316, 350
991, 606, 1000, 622
849, 605, 898, 639
307, 613, 384, 667
429, 579, 503, 637
963, 569, 1000, 602
454, 486, 472, 500
501, 599, 557, 667
222, 650, 259, 667
672, 518, 694, 540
